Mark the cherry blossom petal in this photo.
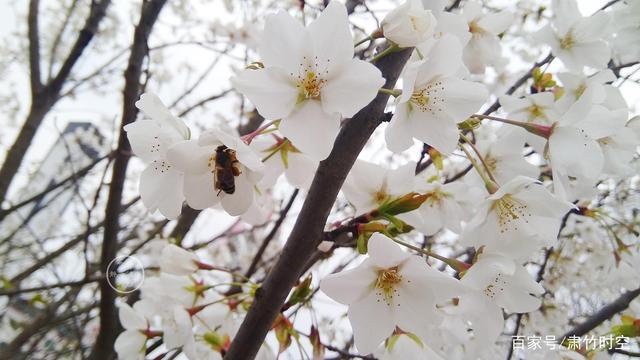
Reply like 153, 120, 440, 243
163, 306, 193, 349
285, 152, 318, 189
219, 171, 255, 216
348, 293, 396, 355
417, 202, 445, 235
367, 233, 411, 268
124, 120, 169, 162
440, 77, 488, 122
115, 330, 146, 360
385, 105, 415, 153
139, 164, 184, 220
307, 1, 353, 66
477, 10, 512, 35
415, 34, 464, 83
118, 303, 147, 330
280, 100, 340, 161
259, 11, 307, 70
549, 126, 604, 179
166, 140, 211, 175
409, 111, 459, 154
321, 59, 384, 118
183, 173, 219, 210
232, 67, 299, 120
320, 259, 377, 305
135, 93, 190, 140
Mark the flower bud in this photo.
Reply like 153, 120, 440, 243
382, 0, 436, 48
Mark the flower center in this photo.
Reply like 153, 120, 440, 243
598, 137, 611, 146
484, 273, 508, 299
527, 104, 545, 120
374, 266, 403, 306
293, 56, 330, 102
468, 21, 484, 35
485, 155, 497, 173
560, 32, 575, 50
491, 194, 531, 234
410, 81, 445, 114
574, 84, 587, 98
373, 189, 389, 204
298, 71, 325, 99
423, 188, 450, 207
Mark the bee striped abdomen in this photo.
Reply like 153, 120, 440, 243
213, 145, 241, 195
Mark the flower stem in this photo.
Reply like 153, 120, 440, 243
242, 119, 281, 144
458, 143, 499, 194
378, 88, 402, 97
459, 132, 498, 184
471, 114, 553, 139
354, 35, 373, 47
390, 237, 470, 272
355, 28, 383, 47
370, 44, 399, 63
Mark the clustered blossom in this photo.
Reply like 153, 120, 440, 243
119, 0, 640, 359
232, 1, 385, 161
115, 244, 275, 360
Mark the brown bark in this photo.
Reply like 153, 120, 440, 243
224, 46, 413, 360
90, 1, 167, 358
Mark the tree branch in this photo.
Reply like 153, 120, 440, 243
27, 0, 42, 96
91, 1, 167, 358
224, 46, 413, 360
560, 288, 640, 340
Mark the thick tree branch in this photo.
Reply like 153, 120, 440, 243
28, 0, 42, 96
224, 46, 413, 360
91, 2, 167, 358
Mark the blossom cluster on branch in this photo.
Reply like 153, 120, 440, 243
116, 0, 640, 359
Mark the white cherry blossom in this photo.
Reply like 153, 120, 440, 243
124, 93, 191, 219
385, 34, 488, 154
547, 93, 629, 199
232, 1, 385, 160
407, 180, 478, 235
382, 0, 437, 48
556, 69, 627, 111
461, 253, 545, 313
320, 233, 462, 354
460, 1, 513, 74
162, 305, 194, 350
455, 253, 545, 356
114, 301, 155, 360
342, 160, 415, 213
473, 127, 540, 185
461, 176, 573, 259
608, 0, 640, 63
499, 92, 559, 154
534, 0, 611, 71
167, 127, 264, 216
